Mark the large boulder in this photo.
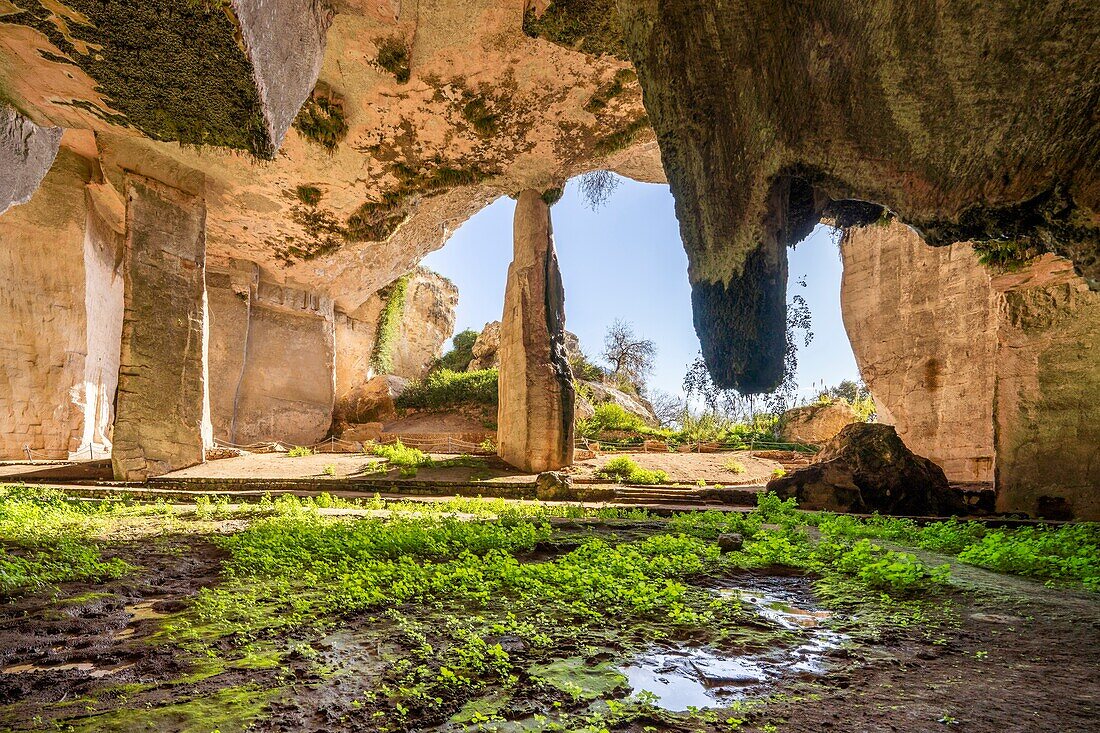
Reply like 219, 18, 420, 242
334, 375, 409, 425
468, 321, 502, 372
576, 380, 659, 427
768, 423, 964, 516
778, 401, 861, 444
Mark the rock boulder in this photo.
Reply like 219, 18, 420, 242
767, 423, 963, 516
778, 402, 860, 444
335, 375, 409, 425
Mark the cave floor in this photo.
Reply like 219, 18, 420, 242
0, 492, 1096, 732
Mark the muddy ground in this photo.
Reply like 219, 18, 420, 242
0, 513, 1097, 733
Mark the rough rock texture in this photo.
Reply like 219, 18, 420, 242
392, 269, 459, 378
0, 1, 661, 315
535, 470, 575, 501
778, 402, 861, 445
768, 424, 962, 516
993, 258, 1100, 520
618, 0, 1100, 391
497, 190, 575, 472
2, 0, 331, 158
111, 176, 211, 481
842, 221, 1100, 518
575, 380, 658, 427
206, 265, 336, 447
0, 147, 108, 458
0, 104, 62, 215
468, 321, 502, 372
841, 223, 997, 482
334, 375, 409, 426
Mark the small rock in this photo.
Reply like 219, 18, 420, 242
717, 533, 744, 553
535, 471, 574, 500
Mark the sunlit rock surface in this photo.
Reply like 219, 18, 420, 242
842, 221, 1100, 519
0, 104, 62, 215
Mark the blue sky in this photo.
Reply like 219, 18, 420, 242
421, 174, 860, 401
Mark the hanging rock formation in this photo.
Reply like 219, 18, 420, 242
497, 190, 575, 472
0, 104, 62, 216
616, 0, 1100, 392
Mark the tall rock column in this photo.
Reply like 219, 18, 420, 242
497, 190, 575, 472
112, 175, 212, 480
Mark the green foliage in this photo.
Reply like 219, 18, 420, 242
396, 368, 499, 409
973, 240, 1041, 269
322, 464, 337, 477
372, 440, 431, 473
0, 486, 132, 594
287, 446, 313, 457
292, 93, 348, 152
371, 275, 409, 374
593, 115, 650, 156
522, 0, 629, 59
376, 37, 411, 82
771, 468, 787, 479
591, 403, 645, 432
570, 353, 605, 382
596, 456, 668, 485
814, 379, 877, 422
724, 458, 747, 474
462, 96, 500, 137
584, 69, 635, 113
295, 184, 322, 206
435, 328, 479, 372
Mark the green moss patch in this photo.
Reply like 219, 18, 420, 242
523, 0, 629, 60
370, 275, 409, 374
593, 115, 650, 155
295, 185, 323, 206
292, 86, 348, 152
462, 95, 501, 137
376, 36, 411, 83
584, 68, 636, 113
9, 0, 271, 156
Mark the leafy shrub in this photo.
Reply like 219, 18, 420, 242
724, 458, 746, 474
397, 368, 498, 409
592, 403, 645, 432
833, 539, 950, 592
375, 36, 411, 82
287, 446, 313, 457
771, 468, 786, 479
372, 441, 431, 470
322, 464, 336, 477
435, 329, 479, 372
596, 456, 668, 485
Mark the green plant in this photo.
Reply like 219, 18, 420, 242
372, 441, 431, 473
396, 368, 498, 409
434, 329, 479, 372
596, 456, 668, 485
322, 464, 336, 477
375, 37, 411, 83
287, 446, 313, 457
462, 96, 500, 137
771, 468, 787, 479
295, 184, 322, 206
370, 275, 409, 374
724, 458, 747, 474
522, 0, 629, 59
292, 92, 348, 151
591, 403, 645, 432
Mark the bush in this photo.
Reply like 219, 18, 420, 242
287, 446, 313, 457
591, 403, 645, 432
435, 329, 479, 372
372, 440, 431, 470
596, 456, 668, 485
397, 369, 498, 409
724, 458, 746, 474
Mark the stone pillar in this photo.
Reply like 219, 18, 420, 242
112, 175, 211, 480
497, 190, 575, 472
0, 105, 62, 216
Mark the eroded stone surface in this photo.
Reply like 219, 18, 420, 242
111, 176, 210, 480
497, 190, 574, 472
618, 0, 1100, 391
0, 104, 62, 216
778, 402, 860, 446
768, 423, 962, 516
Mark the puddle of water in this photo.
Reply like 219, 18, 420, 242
125, 601, 169, 622
618, 580, 851, 711
2, 661, 133, 678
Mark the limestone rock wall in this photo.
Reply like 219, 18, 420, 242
392, 268, 459, 379
842, 221, 1100, 518
207, 261, 336, 447
0, 149, 96, 458
841, 223, 998, 482
0, 104, 62, 216
112, 175, 211, 481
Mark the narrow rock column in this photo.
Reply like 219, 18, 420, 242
112, 175, 212, 480
497, 190, 575, 472
0, 105, 62, 216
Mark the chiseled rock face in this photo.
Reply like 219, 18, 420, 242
335, 374, 409, 426
779, 402, 861, 445
468, 321, 502, 372
111, 176, 211, 481
497, 190, 575, 472
0, 104, 62, 216
576, 381, 658, 427
841, 223, 998, 482
768, 424, 962, 516
618, 0, 1100, 392
841, 221, 1100, 519
392, 268, 458, 379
